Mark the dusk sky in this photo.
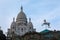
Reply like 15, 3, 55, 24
0, 0, 60, 34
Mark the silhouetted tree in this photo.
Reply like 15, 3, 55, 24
0, 29, 6, 40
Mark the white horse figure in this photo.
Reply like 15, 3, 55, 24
42, 19, 50, 28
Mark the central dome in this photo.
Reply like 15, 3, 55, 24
16, 10, 26, 20
16, 6, 27, 26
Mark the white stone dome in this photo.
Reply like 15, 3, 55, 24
11, 21, 16, 27
16, 11, 27, 20
11, 18, 16, 28
16, 6, 27, 26
28, 18, 33, 27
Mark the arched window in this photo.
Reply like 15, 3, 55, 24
30, 27, 31, 29
21, 28, 23, 32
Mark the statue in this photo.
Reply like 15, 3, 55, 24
42, 19, 50, 28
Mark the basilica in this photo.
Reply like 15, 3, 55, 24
6, 6, 60, 40
7, 6, 36, 40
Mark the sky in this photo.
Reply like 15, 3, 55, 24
0, 0, 60, 34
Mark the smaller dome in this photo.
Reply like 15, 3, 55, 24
11, 21, 16, 25
28, 18, 33, 27
11, 18, 16, 28
28, 22, 33, 27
